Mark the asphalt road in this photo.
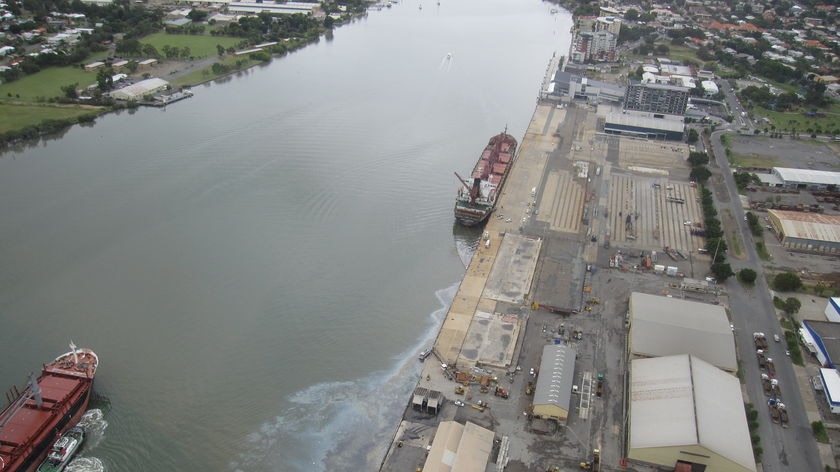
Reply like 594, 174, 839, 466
710, 128, 821, 471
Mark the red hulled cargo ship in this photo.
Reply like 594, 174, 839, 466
0, 345, 98, 472
454, 130, 517, 226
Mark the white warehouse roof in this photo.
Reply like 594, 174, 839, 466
774, 167, 840, 186
630, 355, 756, 471
629, 292, 737, 371
109, 77, 168, 100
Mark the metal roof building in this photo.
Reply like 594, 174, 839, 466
629, 355, 756, 472
772, 167, 840, 189
422, 421, 495, 472
629, 292, 737, 372
819, 368, 840, 414
604, 112, 685, 141
800, 320, 840, 368
767, 210, 840, 253
826, 297, 840, 323
109, 78, 169, 101
532, 344, 576, 421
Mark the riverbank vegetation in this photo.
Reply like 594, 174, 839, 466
0, 0, 372, 149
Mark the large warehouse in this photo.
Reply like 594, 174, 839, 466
628, 292, 737, 371
767, 210, 840, 253
422, 421, 495, 472
800, 320, 840, 368
531, 344, 576, 421
765, 167, 840, 190
109, 78, 169, 101
603, 112, 685, 141
628, 355, 756, 472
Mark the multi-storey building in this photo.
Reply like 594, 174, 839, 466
623, 81, 690, 116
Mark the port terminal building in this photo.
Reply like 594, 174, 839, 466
628, 292, 737, 372
766, 210, 840, 254
628, 354, 756, 472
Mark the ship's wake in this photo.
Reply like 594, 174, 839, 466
64, 409, 107, 472
231, 283, 457, 472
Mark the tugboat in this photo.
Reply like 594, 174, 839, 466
36, 426, 84, 472
454, 130, 517, 226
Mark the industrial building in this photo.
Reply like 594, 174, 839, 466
628, 292, 737, 371
531, 344, 576, 421
819, 368, 840, 414
628, 355, 756, 472
109, 78, 169, 101
826, 297, 840, 323
760, 167, 840, 190
422, 421, 495, 472
545, 71, 626, 103
623, 81, 690, 116
766, 210, 840, 253
800, 320, 840, 368
603, 113, 685, 141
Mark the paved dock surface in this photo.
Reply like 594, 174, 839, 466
380, 99, 734, 472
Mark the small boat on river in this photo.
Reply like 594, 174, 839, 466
36, 426, 84, 472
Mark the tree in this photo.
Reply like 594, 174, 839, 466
688, 151, 710, 167
216, 44, 225, 57
711, 262, 734, 281
96, 68, 114, 91
773, 272, 802, 292
689, 166, 712, 184
187, 9, 209, 22
739, 268, 757, 284
61, 83, 78, 99
687, 128, 699, 144
782, 297, 802, 315
624, 8, 639, 21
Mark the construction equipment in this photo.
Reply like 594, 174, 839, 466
586, 298, 600, 305
454, 386, 465, 395
526, 381, 533, 395
494, 386, 509, 399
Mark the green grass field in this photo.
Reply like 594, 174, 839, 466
0, 66, 98, 102
0, 103, 100, 133
753, 107, 840, 135
170, 56, 261, 88
140, 32, 244, 59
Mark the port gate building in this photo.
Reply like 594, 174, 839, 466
628, 292, 737, 372
767, 210, 840, 254
628, 355, 756, 472
422, 421, 494, 472
531, 344, 576, 421
800, 320, 840, 368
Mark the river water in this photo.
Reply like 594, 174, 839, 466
0, 2, 570, 470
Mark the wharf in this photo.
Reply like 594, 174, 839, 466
381, 88, 701, 470
380, 99, 596, 471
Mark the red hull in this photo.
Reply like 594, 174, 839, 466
0, 349, 97, 472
